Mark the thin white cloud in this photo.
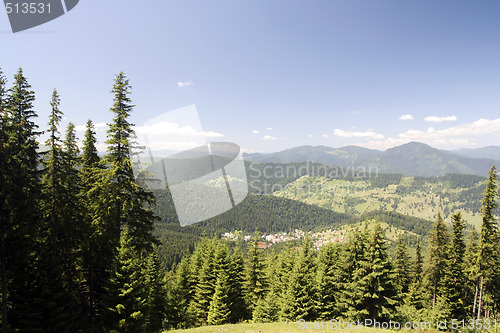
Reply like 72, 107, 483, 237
267, 127, 272, 131
251, 130, 260, 134
262, 135, 276, 141
134, 121, 223, 138
398, 114, 414, 120
363, 117, 500, 150
308, 134, 314, 138
322, 134, 329, 138
333, 129, 384, 140
177, 79, 194, 88
424, 115, 457, 122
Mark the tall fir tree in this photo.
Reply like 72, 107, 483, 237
438, 211, 467, 321
143, 250, 167, 332
424, 212, 449, 309
349, 224, 395, 321
337, 228, 367, 317
1, 68, 42, 330
394, 234, 412, 296
243, 233, 267, 317
406, 236, 424, 310
280, 236, 317, 321
166, 256, 192, 329
104, 72, 157, 251
316, 242, 342, 319
102, 231, 149, 333
39, 90, 81, 331
80, 119, 113, 329
477, 166, 499, 318
465, 225, 480, 317
0, 67, 9, 333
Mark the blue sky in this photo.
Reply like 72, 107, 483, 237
1, 0, 500, 153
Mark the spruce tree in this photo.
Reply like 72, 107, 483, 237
143, 250, 167, 332
350, 224, 395, 321
465, 226, 480, 317
103, 231, 148, 333
280, 236, 317, 321
39, 91, 81, 330
104, 72, 157, 251
227, 247, 247, 322
439, 211, 467, 320
425, 212, 449, 309
0, 67, 9, 333
1, 68, 42, 330
316, 242, 342, 319
207, 269, 232, 325
190, 239, 217, 325
394, 234, 411, 296
253, 255, 281, 323
406, 237, 424, 309
337, 228, 367, 317
477, 166, 499, 318
166, 257, 192, 329
79, 119, 112, 328
244, 233, 267, 317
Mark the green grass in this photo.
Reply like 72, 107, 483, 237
165, 321, 440, 333
274, 176, 483, 227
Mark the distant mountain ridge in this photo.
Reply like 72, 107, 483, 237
244, 142, 500, 177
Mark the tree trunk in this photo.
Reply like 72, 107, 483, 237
473, 278, 479, 316
1, 231, 7, 333
432, 282, 436, 309
478, 275, 484, 320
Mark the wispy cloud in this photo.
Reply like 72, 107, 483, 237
308, 134, 314, 138
363, 118, 500, 149
398, 114, 414, 120
333, 129, 384, 139
267, 127, 272, 131
262, 135, 276, 141
424, 115, 457, 122
251, 130, 260, 134
177, 79, 194, 88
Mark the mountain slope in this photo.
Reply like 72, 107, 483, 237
244, 142, 499, 177
366, 142, 498, 177
244, 145, 380, 167
452, 146, 500, 161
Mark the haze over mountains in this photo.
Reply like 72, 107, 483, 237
244, 142, 500, 177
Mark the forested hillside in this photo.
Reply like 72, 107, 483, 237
164, 163, 500, 330
0, 68, 164, 332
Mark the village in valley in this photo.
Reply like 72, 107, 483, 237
222, 229, 346, 249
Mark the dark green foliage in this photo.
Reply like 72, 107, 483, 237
105, 72, 158, 251
103, 231, 148, 333
425, 212, 450, 309
394, 234, 412, 296
165, 257, 192, 329
477, 166, 499, 317
316, 243, 342, 319
280, 236, 317, 321
1, 68, 42, 331
465, 226, 480, 316
243, 234, 267, 315
439, 212, 467, 320
349, 224, 395, 321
